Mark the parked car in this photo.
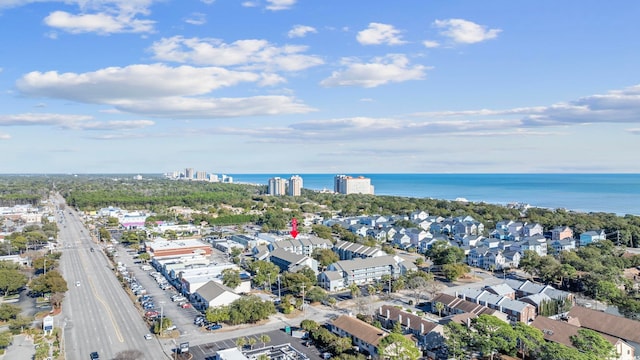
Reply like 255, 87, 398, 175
180, 303, 192, 309
90, 352, 100, 359
166, 325, 177, 331
206, 324, 222, 331
144, 333, 153, 340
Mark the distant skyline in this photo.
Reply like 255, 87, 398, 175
1, 1, 640, 174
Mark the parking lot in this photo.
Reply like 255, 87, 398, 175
188, 329, 324, 360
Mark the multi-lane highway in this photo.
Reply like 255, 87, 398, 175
54, 195, 169, 360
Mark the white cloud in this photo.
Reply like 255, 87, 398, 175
149, 36, 324, 72
16, 63, 261, 103
184, 12, 206, 26
320, 54, 426, 88
423, 40, 440, 48
357, 22, 406, 45
241, 1, 258, 7
15, 64, 316, 118
200, 0, 215, 4
2, 1, 160, 34
44, 10, 154, 34
433, 18, 501, 44
288, 25, 317, 38
0, 132, 11, 140
266, 0, 296, 11
115, 95, 314, 118
0, 112, 154, 130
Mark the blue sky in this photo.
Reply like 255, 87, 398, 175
1, 0, 640, 174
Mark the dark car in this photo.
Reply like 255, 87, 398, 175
90, 352, 100, 359
206, 323, 222, 331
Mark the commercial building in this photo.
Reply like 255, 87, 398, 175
334, 175, 374, 195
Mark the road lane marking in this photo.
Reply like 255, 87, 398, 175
79, 254, 125, 343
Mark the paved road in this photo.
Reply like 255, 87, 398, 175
55, 195, 169, 360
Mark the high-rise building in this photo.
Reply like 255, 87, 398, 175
185, 168, 194, 180
334, 175, 374, 195
288, 175, 303, 196
268, 177, 287, 195
196, 171, 207, 180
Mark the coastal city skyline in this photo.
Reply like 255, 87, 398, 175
1, 1, 640, 174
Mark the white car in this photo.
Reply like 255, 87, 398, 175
144, 333, 153, 340
76, 281, 80, 287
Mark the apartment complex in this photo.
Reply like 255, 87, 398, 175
334, 175, 374, 195
268, 177, 287, 195
288, 175, 303, 196
268, 175, 303, 196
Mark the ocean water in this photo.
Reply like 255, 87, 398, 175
231, 174, 640, 216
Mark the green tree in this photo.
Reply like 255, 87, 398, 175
514, 322, 545, 359
570, 328, 617, 360
472, 314, 517, 359
434, 301, 445, 317
539, 341, 589, 360
378, 332, 421, 360
247, 337, 257, 349
0, 267, 28, 296
442, 263, 469, 281
138, 252, 150, 263
428, 240, 464, 265
221, 268, 241, 289
306, 286, 328, 303
248, 260, 280, 288
312, 248, 339, 268
519, 250, 541, 279
153, 317, 173, 334
0, 303, 21, 321
235, 337, 247, 349
29, 270, 68, 295
0, 331, 12, 350
259, 334, 271, 347
8, 315, 32, 334
205, 305, 230, 324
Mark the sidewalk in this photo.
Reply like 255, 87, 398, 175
2, 334, 35, 360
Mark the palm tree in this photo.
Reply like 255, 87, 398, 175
247, 337, 257, 350
435, 301, 445, 317
259, 334, 271, 348
235, 337, 247, 349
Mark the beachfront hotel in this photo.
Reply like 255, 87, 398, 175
334, 174, 375, 195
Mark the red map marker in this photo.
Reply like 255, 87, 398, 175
290, 218, 298, 239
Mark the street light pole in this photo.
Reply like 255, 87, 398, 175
159, 302, 165, 335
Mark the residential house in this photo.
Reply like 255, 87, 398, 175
333, 240, 387, 260
510, 235, 548, 257
551, 226, 574, 241
376, 305, 445, 350
317, 270, 344, 292
391, 232, 412, 249
579, 229, 607, 247
522, 223, 544, 237
550, 238, 576, 254
329, 315, 387, 356
430, 293, 507, 321
268, 248, 318, 274
457, 288, 537, 323
410, 210, 430, 221
467, 246, 490, 269
532, 316, 635, 360
484, 284, 516, 300
453, 220, 484, 236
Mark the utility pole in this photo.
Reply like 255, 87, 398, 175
300, 283, 305, 312
277, 274, 281, 299
159, 302, 165, 335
